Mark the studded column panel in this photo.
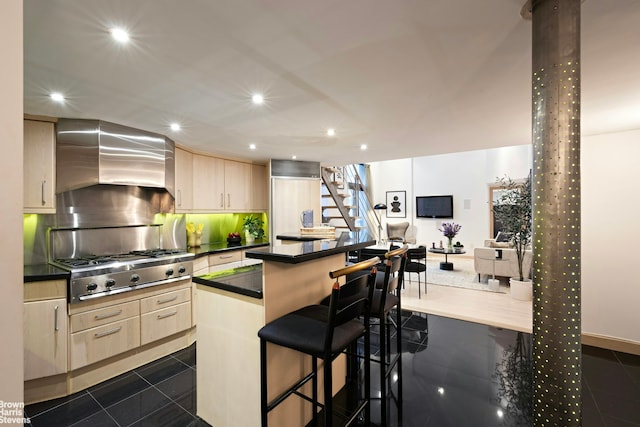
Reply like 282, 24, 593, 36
531, 0, 582, 425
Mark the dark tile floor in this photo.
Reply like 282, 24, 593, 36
24, 312, 640, 426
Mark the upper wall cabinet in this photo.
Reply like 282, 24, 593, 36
24, 119, 56, 213
180, 152, 264, 212
224, 160, 251, 211
175, 147, 193, 212
251, 164, 268, 211
193, 154, 226, 211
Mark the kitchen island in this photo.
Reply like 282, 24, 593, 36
195, 232, 375, 427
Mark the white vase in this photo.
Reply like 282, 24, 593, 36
510, 278, 533, 301
245, 231, 255, 243
488, 278, 500, 292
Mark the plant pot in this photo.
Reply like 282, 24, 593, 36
188, 232, 201, 247
245, 231, 255, 244
510, 278, 532, 301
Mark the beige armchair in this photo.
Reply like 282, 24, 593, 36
386, 222, 416, 244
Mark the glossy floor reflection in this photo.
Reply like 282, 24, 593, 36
24, 312, 640, 426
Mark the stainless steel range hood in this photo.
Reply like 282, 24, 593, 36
56, 119, 175, 196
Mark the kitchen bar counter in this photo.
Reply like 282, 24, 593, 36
275, 232, 326, 241
188, 240, 269, 258
245, 231, 374, 264
193, 264, 263, 299
196, 231, 375, 426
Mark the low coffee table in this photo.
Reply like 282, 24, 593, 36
428, 248, 466, 270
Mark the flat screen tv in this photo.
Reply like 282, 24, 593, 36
416, 195, 453, 218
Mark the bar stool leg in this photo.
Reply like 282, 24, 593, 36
364, 318, 371, 426
324, 355, 333, 427
380, 315, 388, 425
260, 339, 268, 427
312, 356, 318, 426
397, 303, 403, 424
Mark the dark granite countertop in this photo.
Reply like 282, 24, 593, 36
24, 264, 69, 282
188, 240, 270, 259
245, 231, 375, 264
275, 232, 327, 241
193, 264, 263, 299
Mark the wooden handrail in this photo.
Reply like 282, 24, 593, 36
329, 256, 381, 279
384, 244, 408, 259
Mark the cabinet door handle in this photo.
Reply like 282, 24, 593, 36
177, 189, 182, 207
94, 326, 122, 338
157, 295, 178, 305
219, 254, 234, 259
94, 309, 123, 321
41, 180, 46, 205
227, 193, 231, 208
220, 193, 224, 208
157, 311, 177, 319
54, 305, 59, 331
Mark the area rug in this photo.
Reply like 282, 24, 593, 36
404, 255, 510, 293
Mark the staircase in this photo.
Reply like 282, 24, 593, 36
321, 164, 381, 239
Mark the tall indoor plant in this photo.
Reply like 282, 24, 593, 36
493, 172, 532, 298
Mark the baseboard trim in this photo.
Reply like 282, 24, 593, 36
582, 333, 640, 356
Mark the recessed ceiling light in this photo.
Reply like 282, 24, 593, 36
360, 144, 368, 150
110, 27, 129, 43
327, 128, 336, 137
252, 94, 264, 105
50, 92, 65, 102
249, 144, 256, 150
170, 123, 181, 131
292, 155, 297, 160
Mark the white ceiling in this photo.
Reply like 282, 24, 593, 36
23, 0, 640, 166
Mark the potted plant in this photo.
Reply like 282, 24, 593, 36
492, 172, 532, 300
438, 222, 461, 251
242, 215, 264, 243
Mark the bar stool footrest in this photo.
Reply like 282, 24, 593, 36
267, 371, 319, 413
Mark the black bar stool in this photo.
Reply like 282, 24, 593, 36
257, 256, 380, 427
369, 244, 408, 425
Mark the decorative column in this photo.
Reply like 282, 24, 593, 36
531, 0, 582, 426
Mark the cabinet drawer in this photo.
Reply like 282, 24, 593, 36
209, 251, 241, 266
70, 317, 140, 370
140, 302, 192, 345
193, 256, 209, 275
70, 300, 139, 333
140, 288, 191, 314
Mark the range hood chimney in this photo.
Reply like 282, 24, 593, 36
56, 119, 175, 196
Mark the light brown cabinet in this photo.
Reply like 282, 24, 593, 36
69, 299, 141, 370
141, 302, 192, 345
140, 288, 192, 345
24, 119, 56, 213
192, 155, 255, 211
175, 147, 193, 212
251, 163, 268, 210
68, 283, 192, 370
177, 150, 265, 212
193, 154, 225, 210
69, 316, 141, 370
224, 160, 251, 210
24, 298, 68, 381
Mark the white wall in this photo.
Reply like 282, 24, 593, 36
370, 145, 531, 249
582, 129, 640, 344
370, 132, 640, 347
0, 0, 24, 418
